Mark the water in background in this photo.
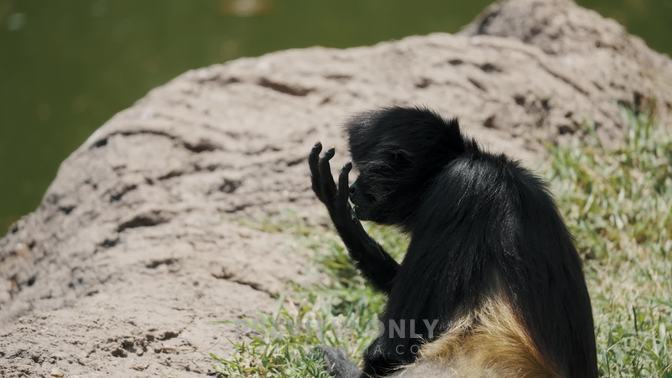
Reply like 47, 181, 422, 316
1, 0, 671, 231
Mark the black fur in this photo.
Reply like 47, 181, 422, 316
308, 106, 597, 377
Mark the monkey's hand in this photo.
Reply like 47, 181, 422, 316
308, 142, 399, 294
314, 345, 362, 378
309, 142, 356, 229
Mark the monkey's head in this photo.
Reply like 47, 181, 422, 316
346, 107, 467, 226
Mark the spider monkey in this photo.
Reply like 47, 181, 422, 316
308, 107, 597, 377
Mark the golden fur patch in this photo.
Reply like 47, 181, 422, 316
412, 294, 559, 378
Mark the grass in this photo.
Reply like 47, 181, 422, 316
549, 112, 672, 376
213, 113, 671, 377
212, 223, 405, 377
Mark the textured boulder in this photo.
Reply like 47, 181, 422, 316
461, 0, 672, 136
1, 0, 671, 375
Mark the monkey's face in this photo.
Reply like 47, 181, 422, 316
348, 162, 404, 224
348, 176, 376, 221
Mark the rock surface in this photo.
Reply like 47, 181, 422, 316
1, 0, 671, 376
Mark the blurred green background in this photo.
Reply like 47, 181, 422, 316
1, 0, 671, 232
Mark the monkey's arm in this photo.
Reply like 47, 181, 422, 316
309, 143, 400, 294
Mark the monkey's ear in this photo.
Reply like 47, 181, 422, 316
444, 117, 465, 146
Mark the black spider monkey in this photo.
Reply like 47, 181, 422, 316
308, 107, 597, 377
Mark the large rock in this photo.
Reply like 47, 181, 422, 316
1, 0, 670, 375
461, 0, 672, 134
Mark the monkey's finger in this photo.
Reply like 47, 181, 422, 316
309, 142, 323, 201
319, 147, 337, 202
337, 162, 352, 205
